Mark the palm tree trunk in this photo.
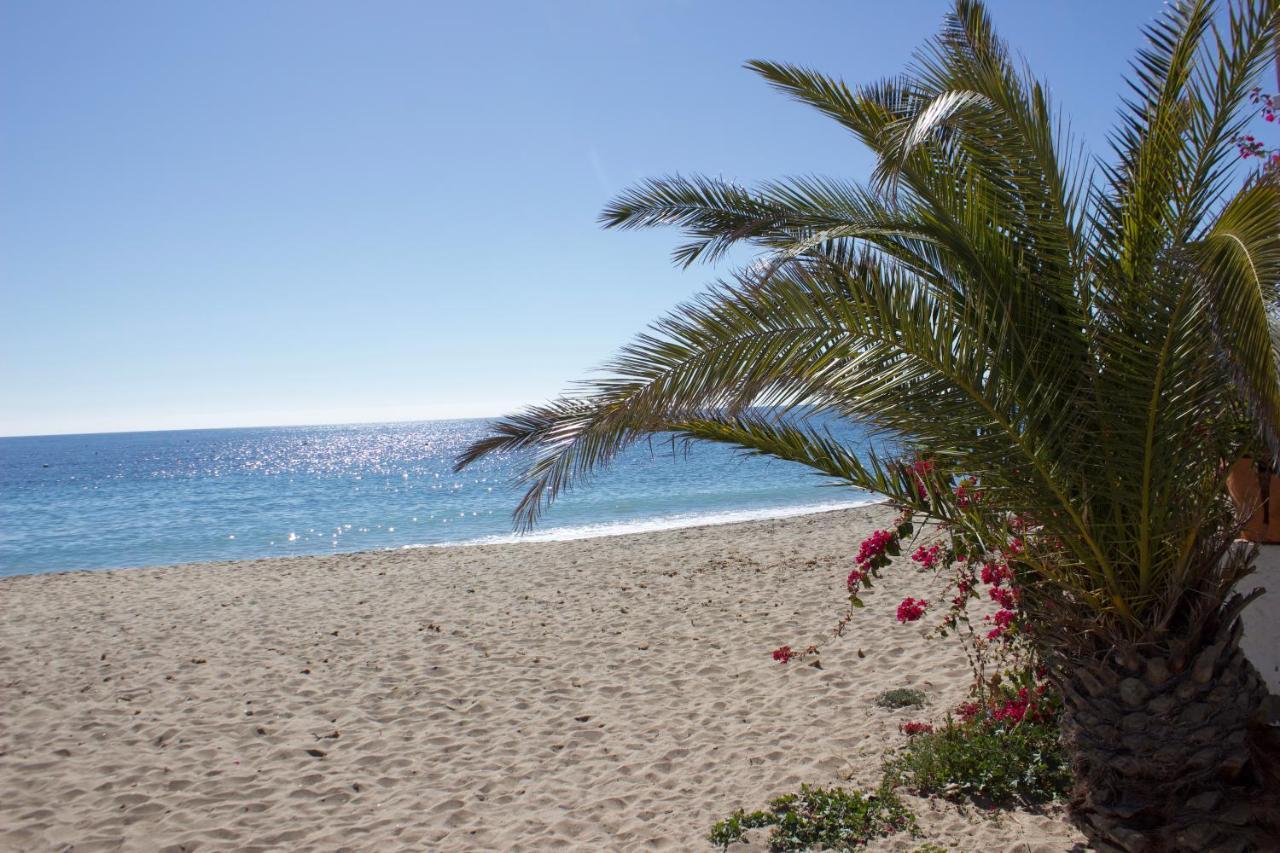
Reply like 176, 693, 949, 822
1057, 605, 1280, 852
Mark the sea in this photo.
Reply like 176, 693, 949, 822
0, 418, 877, 577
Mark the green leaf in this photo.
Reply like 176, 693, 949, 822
458, 0, 1280, 636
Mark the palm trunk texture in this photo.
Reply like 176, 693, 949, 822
1057, 601, 1280, 851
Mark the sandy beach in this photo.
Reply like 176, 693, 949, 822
0, 506, 1085, 851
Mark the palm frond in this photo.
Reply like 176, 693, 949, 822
1196, 178, 1280, 455
461, 0, 1280, 633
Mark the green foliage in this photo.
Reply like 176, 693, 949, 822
708, 784, 917, 851
458, 0, 1280, 653
885, 717, 1071, 806
913, 845, 950, 853
875, 687, 928, 709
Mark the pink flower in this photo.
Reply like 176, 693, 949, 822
980, 561, 1011, 586
909, 458, 933, 499
896, 597, 928, 622
911, 543, 945, 571
846, 569, 864, 592
989, 586, 1016, 609
985, 608, 1016, 639
954, 478, 980, 508
855, 529, 897, 567
771, 645, 795, 664
991, 688, 1034, 723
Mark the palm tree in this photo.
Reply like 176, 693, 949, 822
457, 1, 1280, 848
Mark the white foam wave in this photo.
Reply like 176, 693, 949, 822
401, 497, 883, 550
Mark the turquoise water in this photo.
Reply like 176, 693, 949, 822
0, 419, 876, 576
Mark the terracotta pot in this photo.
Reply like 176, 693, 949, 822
1226, 457, 1280, 543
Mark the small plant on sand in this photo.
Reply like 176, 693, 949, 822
886, 683, 1071, 806
708, 783, 917, 851
875, 687, 928, 709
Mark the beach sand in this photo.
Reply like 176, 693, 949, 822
0, 505, 1085, 851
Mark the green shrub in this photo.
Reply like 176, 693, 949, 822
884, 715, 1071, 805
875, 687, 927, 709
708, 783, 916, 850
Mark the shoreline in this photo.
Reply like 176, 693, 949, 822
1, 497, 883, 581
0, 505, 1082, 850
421, 496, 884, 549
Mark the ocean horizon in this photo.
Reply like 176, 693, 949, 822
0, 417, 876, 577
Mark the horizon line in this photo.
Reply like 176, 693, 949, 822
0, 412, 520, 441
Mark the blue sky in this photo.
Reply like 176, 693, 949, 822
0, 1, 1242, 436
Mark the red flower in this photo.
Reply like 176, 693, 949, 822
896, 597, 928, 622
991, 688, 1035, 723
911, 543, 944, 571
980, 561, 1011, 586
954, 478, 980, 508
771, 645, 794, 664
985, 608, 1017, 639
855, 529, 897, 567
900, 721, 934, 736
989, 585, 1016, 609
846, 568, 864, 591
910, 459, 933, 496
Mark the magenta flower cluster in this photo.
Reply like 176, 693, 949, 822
911, 543, 945, 570
896, 596, 929, 622
1236, 89, 1280, 163
855, 529, 897, 568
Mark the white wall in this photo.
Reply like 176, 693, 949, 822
1242, 545, 1280, 695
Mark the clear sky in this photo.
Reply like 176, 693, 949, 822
0, 1, 1241, 436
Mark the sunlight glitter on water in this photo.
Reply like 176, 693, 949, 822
0, 418, 876, 575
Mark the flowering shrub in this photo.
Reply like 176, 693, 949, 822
885, 682, 1068, 805
756, 456, 1073, 815
770, 457, 1039, 682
